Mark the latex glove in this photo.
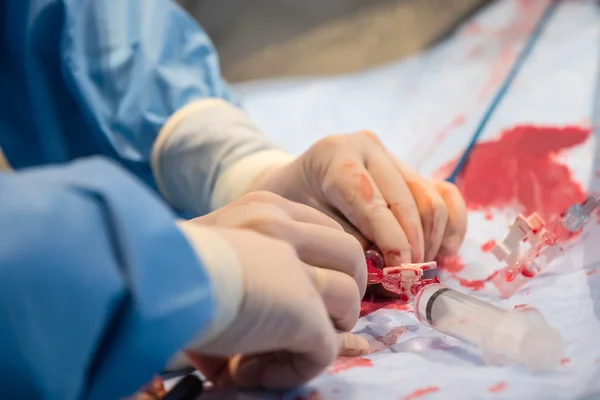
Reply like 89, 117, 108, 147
177, 221, 369, 390
192, 190, 367, 302
238, 131, 468, 267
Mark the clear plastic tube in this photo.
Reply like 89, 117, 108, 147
414, 283, 564, 371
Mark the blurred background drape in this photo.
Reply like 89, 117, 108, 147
177, 0, 492, 82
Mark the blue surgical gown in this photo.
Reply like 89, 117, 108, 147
0, 0, 265, 398
0, 158, 215, 400
1, 0, 272, 210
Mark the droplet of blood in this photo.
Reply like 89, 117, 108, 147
480, 240, 497, 252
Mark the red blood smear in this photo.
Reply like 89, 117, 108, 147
328, 357, 373, 374
481, 240, 497, 252
437, 255, 465, 274
458, 278, 486, 291
359, 174, 374, 203
371, 326, 408, 351
441, 125, 590, 223
561, 358, 571, 367
404, 386, 440, 400
458, 271, 498, 291
360, 298, 410, 317
513, 304, 528, 309
489, 382, 507, 393
587, 268, 597, 276
484, 211, 494, 220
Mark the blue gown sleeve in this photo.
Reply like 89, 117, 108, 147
59, 0, 259, 184
0, 157, 215, 400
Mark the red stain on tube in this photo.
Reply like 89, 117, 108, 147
441, 125, 590, 223
328, 357, 373, 374
480, 240, 497, 252
404, 386, 440, 400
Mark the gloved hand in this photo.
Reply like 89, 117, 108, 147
191, 190, 367, 301
174, 193, 369, 390
242, 131, 468, 268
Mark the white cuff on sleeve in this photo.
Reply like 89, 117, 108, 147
151, 99, 224, 209
151, 98, 295, 214
210, 149, 295, 210
174, 223, 243, 353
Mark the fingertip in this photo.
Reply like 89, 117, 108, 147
338, 333, 371, 357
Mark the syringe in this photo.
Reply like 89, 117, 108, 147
414, 283, 564, 371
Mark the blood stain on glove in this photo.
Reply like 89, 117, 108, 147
488, 382, 507, 393
404, 386, 440, 400
359, 174, 375, 203
560, 358, 571, 367
438, 125, 591, 223
328, 357, 373, 374
587, 268, 596, 276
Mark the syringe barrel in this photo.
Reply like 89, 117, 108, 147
414, 284, 564, 371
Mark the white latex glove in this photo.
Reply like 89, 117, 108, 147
176, 219, 368, 390
193, 191, 367, 302
216, 131, 468, 268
